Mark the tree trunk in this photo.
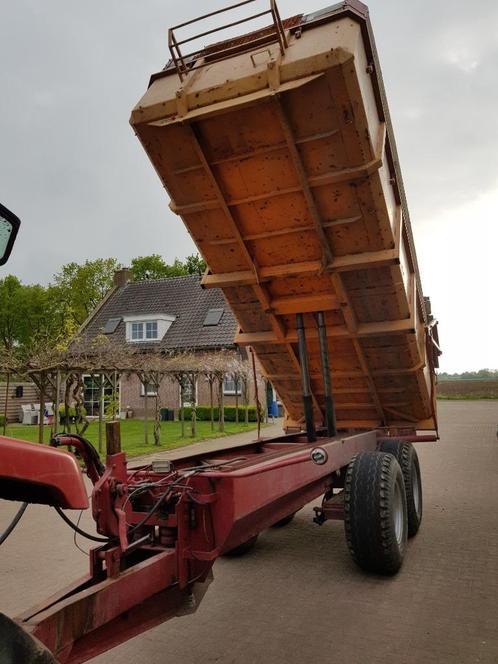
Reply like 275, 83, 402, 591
251, 348, 261, 439
144, 380, 149, 445
180, 382, 185, 438
98, 374, 104, 454
112, 371, 118, 420
235, 375, 239, 425
218, 376, 225, 433
209, 379, 214, 432
152, 372, 162, 446
190, 374, 197, 437
38, 373, 45, 444
52, 370, 61, 437
154, 391, 161, 445
64, 375, 71, 433
3, 372, 10, 435
74, 373, 89, 435
244, 377, 249, 426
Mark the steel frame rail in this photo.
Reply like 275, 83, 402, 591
168, 0, 287, 81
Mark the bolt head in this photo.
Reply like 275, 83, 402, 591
310, 447, 328, 465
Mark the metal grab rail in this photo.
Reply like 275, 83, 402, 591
168, 0, 288, 81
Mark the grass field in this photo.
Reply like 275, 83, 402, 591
2, 418, 260, 457
437, 379, 498, 400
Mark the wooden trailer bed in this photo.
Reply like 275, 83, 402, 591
130, 0, 439, 431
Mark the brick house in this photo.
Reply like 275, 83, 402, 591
79, 270, 267, 418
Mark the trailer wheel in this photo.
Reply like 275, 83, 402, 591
222, 535, 258, 557
344, 451, 407, 575
0, 613, 58, 663
379, 439, 422, 537
271, 513, 296, 528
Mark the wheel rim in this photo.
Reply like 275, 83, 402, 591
393, 480, 404, 545
412, 463, 421, 518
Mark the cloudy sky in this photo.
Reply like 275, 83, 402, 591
1, 0, 497, 372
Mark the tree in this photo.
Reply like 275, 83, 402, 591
51, 258, 121, 327
184, 254, 206, 275
131, 254, 170, 280
131, 253, 206, 281
0, 275, 55, 351
438, 368, 498, 381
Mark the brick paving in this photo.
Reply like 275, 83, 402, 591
1, 402, 497, 663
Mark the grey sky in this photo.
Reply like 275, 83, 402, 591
1, 1, 497, 372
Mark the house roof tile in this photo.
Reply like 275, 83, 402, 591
81, 275, 237, 350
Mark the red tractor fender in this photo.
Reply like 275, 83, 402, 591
0, 437, 88, 509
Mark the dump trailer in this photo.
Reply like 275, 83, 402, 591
0, 3, 441, 662
131, 0, 439, 435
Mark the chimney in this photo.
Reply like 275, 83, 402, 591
113, 267, 133, 288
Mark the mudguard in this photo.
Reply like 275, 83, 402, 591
0, 437, 88, 509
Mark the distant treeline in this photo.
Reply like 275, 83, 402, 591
438, 369, 498, 381
0, 253, 205, 355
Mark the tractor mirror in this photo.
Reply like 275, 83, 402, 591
0, 203, 20, 266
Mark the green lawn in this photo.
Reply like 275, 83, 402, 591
3, 418, 260, 458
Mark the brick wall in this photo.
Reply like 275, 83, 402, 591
119, 364, 266, 418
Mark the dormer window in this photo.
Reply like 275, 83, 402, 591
146, 321, 158, 339
124, 314, 175, 343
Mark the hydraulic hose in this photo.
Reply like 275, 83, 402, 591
0, 502, 28, 546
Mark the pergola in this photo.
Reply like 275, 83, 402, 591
1, 335, 263, 451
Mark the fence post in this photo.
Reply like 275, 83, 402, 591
106, 420, 121, 455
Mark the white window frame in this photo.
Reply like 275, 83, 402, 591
131, 322, 144, 341
180, 378, 197, 407
82, 374, 121, 417
223, 375, 242, 396
145, 320, 158, 340
140, 381, 158, 397
123, 314, 175, 343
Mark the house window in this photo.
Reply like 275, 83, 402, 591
180, 379, 197, 407
203, 308, 224, 326
124, 314, 175, 343
140, 381, 158, 397
130, 320, 158, 341
146, 321, 158, 340
83, 375, 119, 417
131, 322, 144, 340
224, 375, 241, 395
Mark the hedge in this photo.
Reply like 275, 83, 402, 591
179, 405, 257, 422
0, 414, 5, 428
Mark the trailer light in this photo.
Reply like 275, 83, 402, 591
310, 447, 328, 465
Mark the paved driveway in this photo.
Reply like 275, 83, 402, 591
1, 402, 497, 663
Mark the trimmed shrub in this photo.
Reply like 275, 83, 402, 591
195, 405, 220, 421
177, 405, 257, 422
180, 406, 193, 421
223, 405, 257, 422
0, 414, 5, 428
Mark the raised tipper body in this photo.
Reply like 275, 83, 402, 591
131, 0, 440, 433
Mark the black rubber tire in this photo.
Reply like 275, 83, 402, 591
0, 612, 58, 663
344, 451, 407, 575
379, 439, 423, 537
271, 513, 296, 528
222, 534, 258, 557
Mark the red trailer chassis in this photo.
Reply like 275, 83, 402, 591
0, 424, 436, 663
